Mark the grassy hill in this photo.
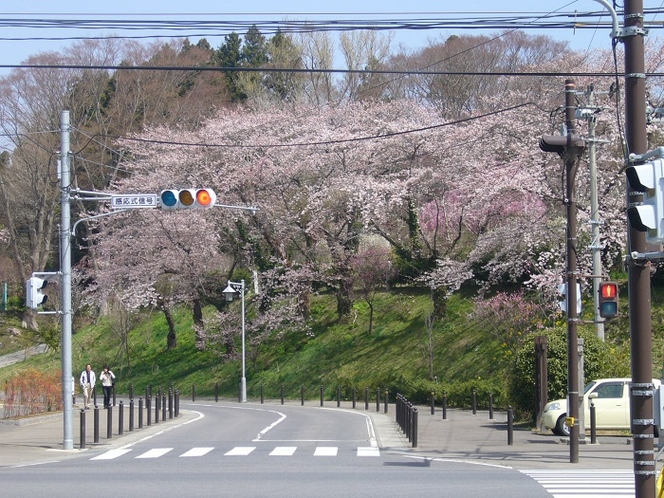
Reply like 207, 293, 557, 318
0, 285, 649, 414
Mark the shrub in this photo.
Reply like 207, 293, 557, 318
3, 368, 63, 418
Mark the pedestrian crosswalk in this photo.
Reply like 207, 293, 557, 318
521, 469, 634, 497
91, 445, 380, 461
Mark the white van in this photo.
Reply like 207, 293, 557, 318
542, 378, 661, 436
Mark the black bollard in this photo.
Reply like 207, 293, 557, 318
261, 385, 264, 404
489, 393, 494, 420
94, 406, 100, 443
281, 384, 284, 405
507, 406, 514, 446
590, 402, 597, 444
352, 388, 356, 409
118, 401, 124, 436
442, 392, 447, 420
337, 387, 341, 408
155, 394, 160, 423
384, 390, 389, 414
412, 408, 418, 448
430, 392, 435, 415
472, 389, 477, 415
365, 387, 369, 411
129, 383, 134, 401
129, 398, 135, 431
80, 408, 86, 449
112, 384, 116, 407
147, 396, 152, 426
106, 405, 113, 439
138, 397, 143, 429
376, 388, 380, 412
93, 386, 97, 407
192, 384, 196, 402
301, 385, 305, 406
162, 395, 166, 421
215, 382, 219, 403
320, 385, 324, 407
169, 390, 173, 419
175, 390, 180, 417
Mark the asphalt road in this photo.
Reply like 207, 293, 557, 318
0, 402, 552, 498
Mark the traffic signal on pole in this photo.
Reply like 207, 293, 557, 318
26, 277, 47, 309
626, 159, 664, 243
159, 188, 216, 209
557, 282, 582, 315
598, 281, 619, 319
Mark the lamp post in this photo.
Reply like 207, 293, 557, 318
223, 279, 246, 403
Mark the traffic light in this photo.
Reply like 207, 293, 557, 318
626, 159, 664, 242
598, 281, 619, 319
159, 188, 216, 209
26, 277, 47, 309
557, 282, 581, 314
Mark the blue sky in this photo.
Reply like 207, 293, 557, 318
0, 0, 662, 68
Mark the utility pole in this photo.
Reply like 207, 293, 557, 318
540, 79, 586, 464
623, 1, 655, 496
60, 110, 73, 450
585, 88, 606, 341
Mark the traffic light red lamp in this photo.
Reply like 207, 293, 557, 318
598, 281, 619, 319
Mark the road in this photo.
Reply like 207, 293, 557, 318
0, 343, 48, 368
0, 402, 553, 498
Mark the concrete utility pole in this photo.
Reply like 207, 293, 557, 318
60, 110, 73, 450
623, 1, 655, 496
540, 80, 586, 464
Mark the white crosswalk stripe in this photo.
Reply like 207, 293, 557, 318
521, 469, 634, 497
91, 445, 381, 460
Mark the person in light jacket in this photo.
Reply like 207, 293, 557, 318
79, 364, 96, 409
99, 365, 116, 408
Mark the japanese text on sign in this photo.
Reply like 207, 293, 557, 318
110, 194, 158, 209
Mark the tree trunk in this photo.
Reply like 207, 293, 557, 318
193, 299, 205, 350
162, 305, 177, 349
431, 287, 447, 320
336, 275, 354, 321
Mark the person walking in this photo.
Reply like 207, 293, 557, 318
79, 364, 96, 409
99, 365, 116, 408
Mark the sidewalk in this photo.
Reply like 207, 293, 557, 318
0, 399, 642, 471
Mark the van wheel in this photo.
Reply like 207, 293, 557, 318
555, 414, 570, 437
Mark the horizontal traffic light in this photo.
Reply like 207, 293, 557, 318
159, 188, 217, 209
598, 281, 619, 319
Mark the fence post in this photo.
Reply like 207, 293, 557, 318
94, 405, 100, 443
590, 402, 597, 444
80, 408, 86, 449
412, 408, 418, 448
118, 401, 124, 436
129, 398, 135, 431
442, 392, 447, 420
507, 406, 514, 446
106, 405, 113, 439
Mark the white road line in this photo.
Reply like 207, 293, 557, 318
269, 446, 297, 456
314, 447, 338, 456
357, 447, 380, 457
91, 449, 132, 460
136, 448, 173, 459
224, 446, 256, 456
180, 447, 214, 457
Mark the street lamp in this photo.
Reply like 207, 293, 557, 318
223, 279, 246, 403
